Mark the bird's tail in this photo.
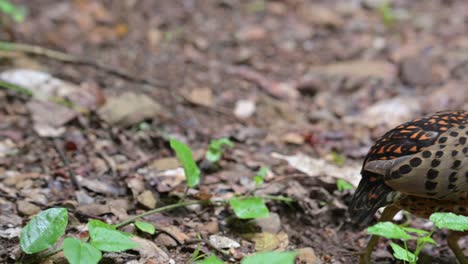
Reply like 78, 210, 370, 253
349, 172, 395, 225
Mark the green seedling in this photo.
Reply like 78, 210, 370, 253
205, 138, 234, 163
19, 138, 289, 263
331, 151, 346, 166
20, 208, 138, 264
170, 138, 201, 188
229, 197, 269, 219
378, 2, 395, 27
254, 166, 269, 186
196, 254, 223, 264
241, 251, 297, 264
367, 212, 468, 263
135, 221, 156, 235
0, 0, 26, 22
336, 179, 354, 191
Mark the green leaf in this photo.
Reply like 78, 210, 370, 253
88, 220, 138, 252
429, 212, 468, 231
336, 179, 353, 191
229, 197, 269, 219
377, 2, 395, 27
331, 151, 346, 166
170, 138, 200, 188
417, 236, 437, 245
254, 167, 269, 186
0, 0, 26, 22
20, 208, 68, 254
135, 221, 155, 235
367, 222, 411, 240
63, 238, 102, 264
206, 138, 234, 163
241, 251, 297, 264
196, 255, 224, 264
401, 226, 429, 235
390, 242, 416, 263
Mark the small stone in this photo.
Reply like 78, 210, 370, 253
155, 233, 178, 247
299, 4, 343, 28
254, 212, 282, 233
281, 132, 305, 145
17, 201, 41, 216
235, 26, 267, 42
198, 220, 219, 234
209, 235, 240, 249
187, 87, 214, 107
400, 56, 433, 86
234, 99, 256, 119
151, 157, 180, 171
297, 247, 319, 264
137, 190, 157, 209
98, 92, 163, 127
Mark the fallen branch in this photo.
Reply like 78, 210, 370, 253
0, 41, 166, 87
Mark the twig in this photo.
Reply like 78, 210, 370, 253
0, 41, 246, 125
119, 153, 159, 179
52, 139, 81, 190
22, 246, 63, 264
0, 41, 166, 87
223, 64, 292, 99
0, 79, 33, 96
115, 200, 223, 229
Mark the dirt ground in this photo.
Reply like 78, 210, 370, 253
1, 0, 468, 263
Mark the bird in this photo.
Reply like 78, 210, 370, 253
349, 110, 468, 263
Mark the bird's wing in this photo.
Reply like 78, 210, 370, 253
365, 124, 468, 200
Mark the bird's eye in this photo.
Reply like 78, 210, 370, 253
425, 131, 438, 138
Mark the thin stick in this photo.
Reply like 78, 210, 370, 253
0, 79, 33, 96
0, 41, 166, 87
115, 200, 219, 229
53, 139, 81, 190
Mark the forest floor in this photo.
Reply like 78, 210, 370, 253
1, 0, 468, 263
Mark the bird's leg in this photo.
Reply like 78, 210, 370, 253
447, 231, 468, 264
360, 205, 400, 264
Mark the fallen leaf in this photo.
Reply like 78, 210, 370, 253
186, 88, 214, 107
310, 60, 397, 81
98, 92, 163, 126
130, 236, 171, 264
272, 152, 361, 186
137, 190, 157, 209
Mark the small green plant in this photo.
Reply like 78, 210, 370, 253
331, 151, 346, 166
229, 197, 269, 219
205, 138, 234, 163
170, 138, 201, 188
253, 166, 269, 186
377, 2, 396, 27
20, 208, 138, 264
336, 179, 354, 191
19, 137, 292, 263
0, 0, 26, 22
367, 212, 468, 263
242, 251, 298, 264
196, 254, 224, 264
196, 250, 298, 264
135, 221, 156, 235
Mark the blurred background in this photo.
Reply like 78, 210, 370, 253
1, 0, 468, 263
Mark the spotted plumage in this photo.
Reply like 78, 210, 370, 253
350, 110, 468, 221
349, 110, 468, 263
